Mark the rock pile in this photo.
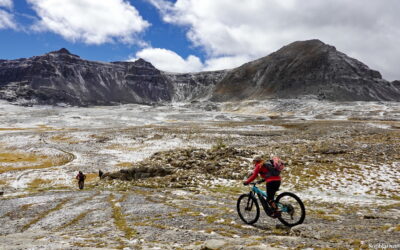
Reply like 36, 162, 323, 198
103, 147, 256, 186
102, 165, 175, 181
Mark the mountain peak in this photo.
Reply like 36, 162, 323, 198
134, 58, 156, 69
272, 39, 336, 58
135, 58, 147, 63
48, 48, 80, 58
211, 39, 400, 102
290, 39, 326, 46
52, 48, 71, 54
285, 39, 330, 49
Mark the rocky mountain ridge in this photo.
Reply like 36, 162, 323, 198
1, 40, 399, 106
0, 49, 174, 106
164, 70, 227, 102
211, 40, 400, 101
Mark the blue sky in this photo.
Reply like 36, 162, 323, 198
0, 0, 201, 63
1, 0, 399, 80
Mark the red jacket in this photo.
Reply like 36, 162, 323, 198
245, 162, 281, 184
76, 173, 86, 181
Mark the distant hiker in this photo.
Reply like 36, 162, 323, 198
76, 171, 86, 190
244, 156, 285, 218
99, 170, 104, 179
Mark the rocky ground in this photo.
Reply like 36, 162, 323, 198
0, 101, 400, 249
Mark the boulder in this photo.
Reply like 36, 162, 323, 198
201, 239, 227, 250
290, 224, 321, 239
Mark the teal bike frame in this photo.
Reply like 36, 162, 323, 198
251, 185, 289, 214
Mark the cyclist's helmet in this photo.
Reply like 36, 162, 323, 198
252, 155, 262, 163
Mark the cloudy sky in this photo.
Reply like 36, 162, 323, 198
0, 0, 399, 80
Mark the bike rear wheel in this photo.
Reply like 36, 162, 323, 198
237, 193, 260, 225
276, 192, 305, 227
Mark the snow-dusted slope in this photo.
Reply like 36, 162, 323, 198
1, 40, 400, 106
0, 49, 173, 106
163, 70, 227, 102
0, 48, 227, 106
211, 40, 400, 102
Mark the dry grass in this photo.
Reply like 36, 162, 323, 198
50, 134, 81, 144
0, 125, 58, 132
272, 227, 290, 235
27, 178, 52, 189
50, 134, 73, 141
132, 221, 169, 230
21, 198, 71, 231
58, 210, 92, 230
20, 203, 34, 211
115, 162, 132, 168
0, 128, 27, 131
105, 144, 124, 150
105, 144, 145, 151
0, 151, 47, 163
0, 150, 73, 174
36, 125, 53, 130
83, 173, 99, 183
108, 194, 136, 239
390, 195, 400, 201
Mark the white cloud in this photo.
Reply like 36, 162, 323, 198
134, 47, 252, 73
0, 0, 16, 30
203, 55, 252, 71
0, 8, 16, 30
134, 48, 203, 73
149, 0, 400, 80
27, 0, 150, 45
0, 0, 13, 9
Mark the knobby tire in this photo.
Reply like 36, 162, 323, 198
276, 192, 306, 227
237, 193, 260, 225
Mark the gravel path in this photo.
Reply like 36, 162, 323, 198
1, 185, 399, 249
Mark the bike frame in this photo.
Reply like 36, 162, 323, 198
250, 185, 289, 214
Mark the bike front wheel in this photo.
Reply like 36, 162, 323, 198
237, 193, 260, 225
276, 192, 306, 227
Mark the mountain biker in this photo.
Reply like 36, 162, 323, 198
76, 171, 86, 190
243, 156, 281, 217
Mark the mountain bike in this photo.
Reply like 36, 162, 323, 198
236, 179, 305, 227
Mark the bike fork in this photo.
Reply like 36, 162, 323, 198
246, 192, 254, 211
